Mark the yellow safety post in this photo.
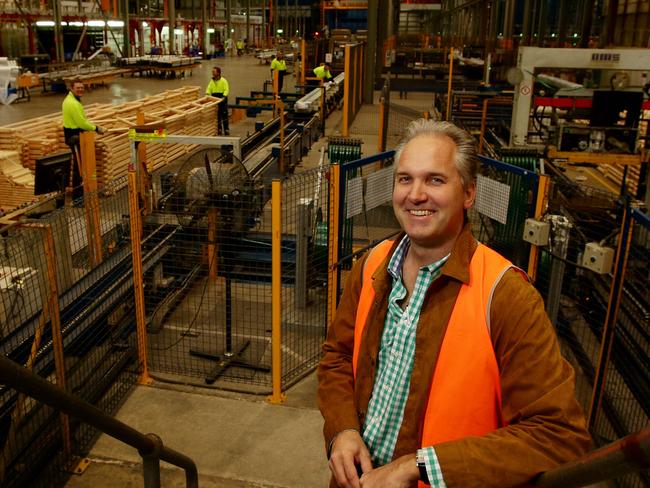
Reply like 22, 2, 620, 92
128, 149, 152, 385
79, 131, 103, 267
273, 69, 279, 97
268, 179, 285, 404
357, 45, 364, 109
527, 174, 550, 283
327, 163, 341, 326
278, 97, 285, 173
446, 47, 454, 121
343, 44, 352, 137
378, 95, 386, 152
300, 39, 306, 88
478, 97, 489, 154
136, 111, 153, 214
41, 224, 70, 452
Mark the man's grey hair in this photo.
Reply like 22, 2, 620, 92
393, 119, 479, 189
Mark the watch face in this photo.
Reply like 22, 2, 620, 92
416, 451, 426, 465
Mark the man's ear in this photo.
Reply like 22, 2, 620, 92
464, 181, 476, 210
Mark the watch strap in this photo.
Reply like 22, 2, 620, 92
416, 449, 430, 484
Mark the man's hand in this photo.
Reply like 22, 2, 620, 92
96, 126, 105, 135
359, 454, 419, 488
329, 430, 373, 488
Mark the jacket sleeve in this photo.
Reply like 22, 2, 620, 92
222, 79, 230, 97
433, 269, 592, 487
205, 80, 213, 95
317, 253, 367, 452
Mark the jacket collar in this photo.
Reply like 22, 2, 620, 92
440, 223, 477, 285
373, 223, 476, 287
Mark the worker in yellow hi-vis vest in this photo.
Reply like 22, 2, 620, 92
313, 62, 332, 82
62, 78, 104, 200
270, 52, 288, 92
205, 67, 230, 135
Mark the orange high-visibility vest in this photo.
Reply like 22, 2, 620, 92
353, 240, 519, 485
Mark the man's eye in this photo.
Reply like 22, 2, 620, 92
397, 176, 410, 183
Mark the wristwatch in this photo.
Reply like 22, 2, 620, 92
416, 449, 430, 484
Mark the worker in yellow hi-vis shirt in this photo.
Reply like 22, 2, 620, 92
205, 66, 230, 135
270, 52, 288, 92
313, 62, 332, 82
62, 78, 104, 200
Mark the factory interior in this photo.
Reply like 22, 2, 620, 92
0, 0, 648, 487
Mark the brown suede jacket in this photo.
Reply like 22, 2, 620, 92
317, 224, 591, 487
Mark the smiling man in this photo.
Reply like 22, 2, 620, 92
62, 78, 104, 200
317, 119, 590, 488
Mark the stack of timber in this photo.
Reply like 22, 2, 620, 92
0, 151, 36, 211
596, 163, 640, 196
92, 92, 219, 184
0, 86, 219, 209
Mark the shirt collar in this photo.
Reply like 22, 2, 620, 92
387, 234, 450, 279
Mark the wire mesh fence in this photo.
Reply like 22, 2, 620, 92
145, 148, 331, 392
468, 157, 650, 485
470, 156, 539, 270
144, 147, 273, 389
280, 168, 329, 387
0, 179, 137, 488
0, 224, 62, 488
333, 151, 402, 302
585, 207, 649, 488
386, 102, 431, 150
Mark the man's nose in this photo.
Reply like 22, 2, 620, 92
408, 181, 426, 201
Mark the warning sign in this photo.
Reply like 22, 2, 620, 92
128, 127, 167, 141
520, 85, 531, 96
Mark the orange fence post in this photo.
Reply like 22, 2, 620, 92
268, 179, 286, 404
79, 131, 103, 267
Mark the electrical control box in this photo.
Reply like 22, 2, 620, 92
523, 219, 550, 246
558, 124, 638, 154
582, 242, 615, 274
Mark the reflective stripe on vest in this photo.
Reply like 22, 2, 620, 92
353, 241, 518, 478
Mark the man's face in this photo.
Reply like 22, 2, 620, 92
213, 69, 221, 79
392, 134, 476, 250
71, 82, 84, 97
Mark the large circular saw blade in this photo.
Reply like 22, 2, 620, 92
174, 147, 249, 202
164, 147, 263, 237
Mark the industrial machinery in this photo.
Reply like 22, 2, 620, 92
509, 47, 650, 147
0, 58, 20, 105
131, 113, 327, 384
0, 99, 329, 484
470, 50, 650, 476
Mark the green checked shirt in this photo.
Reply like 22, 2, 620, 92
361, 235, 448, 487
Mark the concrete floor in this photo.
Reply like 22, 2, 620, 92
0, 53, 436, 487
0, 54, 287, 126
64, 374, 330, 488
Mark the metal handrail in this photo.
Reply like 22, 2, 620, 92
0, 355, 198, 488
535, 428, 650, 487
